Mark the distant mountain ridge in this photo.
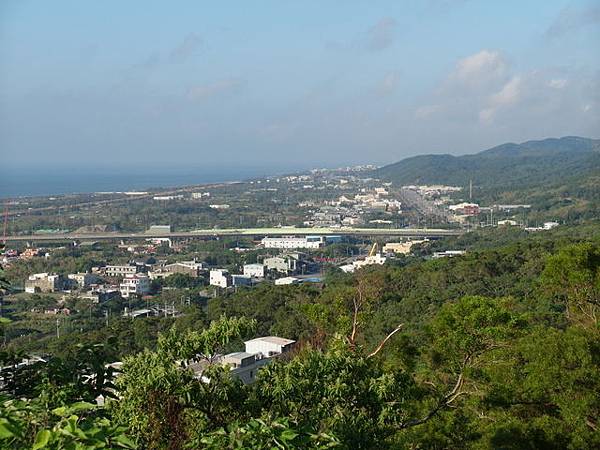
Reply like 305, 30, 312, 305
373, 136, 600, 189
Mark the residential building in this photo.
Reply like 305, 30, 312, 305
119, 274, 151, 298
244, 336, 295, 357
210, 269, 232, 288
190, 335, 295, 384
25, 273, 64, 293
243, 263, 265, 278
105, 264, 141, 278
148, 260, 205, 280
68, 272, 100, 289
80, 286, 120, 303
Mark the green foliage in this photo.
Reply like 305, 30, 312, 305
540, 242, 600, 326
198, 417, 341, 449
158, 315, 256, 361
113, 316, 257, 448
3, 234, 600, 449
0, 397, 135, 449
255, 343, 415, 448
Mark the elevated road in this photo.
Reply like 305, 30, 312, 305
3, 227, 463, 243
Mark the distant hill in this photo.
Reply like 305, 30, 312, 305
374, 136, 600, 189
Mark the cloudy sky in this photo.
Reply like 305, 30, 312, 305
1, 0, 599, 172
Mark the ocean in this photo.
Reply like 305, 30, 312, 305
0, 166, 298, 198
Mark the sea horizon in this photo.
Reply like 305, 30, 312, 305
0, 165, 312, 199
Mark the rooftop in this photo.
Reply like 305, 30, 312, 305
244, 336, 296, 346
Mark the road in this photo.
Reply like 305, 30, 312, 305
4, 226, 463, 242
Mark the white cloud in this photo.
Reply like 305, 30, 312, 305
490, 76, 522, 106
453, 50, 508, 85
480, 76, 522, 124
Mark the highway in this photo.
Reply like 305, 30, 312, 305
3, 226, 463, 242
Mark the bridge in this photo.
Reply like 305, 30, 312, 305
3, 226, 463, 243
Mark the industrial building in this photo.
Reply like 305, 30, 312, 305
261, 235, 342, 249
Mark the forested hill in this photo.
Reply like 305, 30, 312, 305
373, 136, 600, 189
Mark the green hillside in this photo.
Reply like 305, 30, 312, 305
374, 136, 600, 189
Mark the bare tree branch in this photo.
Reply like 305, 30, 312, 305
367, 324, 404, 359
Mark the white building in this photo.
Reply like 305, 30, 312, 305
25, 273, 62, 293
244, 336, 296, 357
210, 269, 232, 288
190, 335, 296, 385
340, 253, 388, 273
153, 195, 183, 201
274, 276, 300, 285
119, 274, 151, 298
432, 250, 466, 259
105, 264, 139, 278
68, 273, 98, 289
243, 264, 265, 278
261, 236, 324, 249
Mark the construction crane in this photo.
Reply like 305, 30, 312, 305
368, 242, 379, 257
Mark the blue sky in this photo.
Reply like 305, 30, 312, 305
1, 0, 598, 171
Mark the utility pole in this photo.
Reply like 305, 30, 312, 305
469, 179, 473, 201
56, 318, 60, 339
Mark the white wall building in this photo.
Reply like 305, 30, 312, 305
25, 273, 62, 293
210, 269, 232, 288
275, 276, 301, 285
105, 264, 139, 278
261, 236, 324, 249
68, 273, 97, 288
244, 336, 296, 357
243, 264, 265, 278
119, 274, 151, 298
190, 335, 296, 385
340, 253, 388, 273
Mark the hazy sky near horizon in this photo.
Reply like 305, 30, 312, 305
1, 0, 599, 170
